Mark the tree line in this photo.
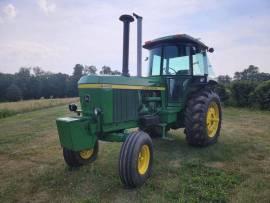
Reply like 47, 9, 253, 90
0, 64, 120, 102
1, 64, 269, 110
215, 65, 270, 110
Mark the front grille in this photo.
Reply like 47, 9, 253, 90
113, 89, 139, 122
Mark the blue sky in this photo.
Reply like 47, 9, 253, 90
0, 0, 269, 76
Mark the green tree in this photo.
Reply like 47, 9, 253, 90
100, 66, 113, 75
5, 83, 22, 101
33, 66, 45, 76
233, 65, 270, 81
257, 72, 270, 81
230, 81, 257, 107
217, 75, 232, 85
67, 64, 84, 97
112, 70, 121, 75
214, 84, 230, 103
100, 66, 121, 75
254, 80, 270, 110
49, 73, 69, 98
234, 71, 241, 80
83, 65, 97, 75
0, 73, 14, 101
15, 67, 31, 99
73, 64, 84, 79
242, 65, 259, 80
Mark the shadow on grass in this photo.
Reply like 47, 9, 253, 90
154, 130, 254, 163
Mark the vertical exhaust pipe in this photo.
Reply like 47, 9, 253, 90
133, 13, 142, 77
119, 14, 134, 77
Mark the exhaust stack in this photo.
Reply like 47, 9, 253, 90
133, 13, 142, 77
119, 14, 134, 77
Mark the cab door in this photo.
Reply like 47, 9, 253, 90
162, 45, 192, 107
166, 75, 192, 107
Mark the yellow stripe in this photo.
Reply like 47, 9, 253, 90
78, 84, 165, 91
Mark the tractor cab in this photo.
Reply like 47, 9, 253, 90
144, 34, 215, 106
144, 34, 213, 76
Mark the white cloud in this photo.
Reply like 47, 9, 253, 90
3, 4, 17, 19
38, 0, 56, 14
0, 1, 269, 76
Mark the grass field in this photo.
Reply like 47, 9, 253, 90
0, 98, 79, 119
0, 105, 269, 202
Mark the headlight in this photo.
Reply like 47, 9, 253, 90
94, 108, 101, 116
68, 104, 77, 112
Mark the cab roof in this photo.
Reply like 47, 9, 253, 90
143, 34, 208, 50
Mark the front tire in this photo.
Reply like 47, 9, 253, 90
184, 89, 222, 146
63, 140, 99, 167
119, 131, 153, 188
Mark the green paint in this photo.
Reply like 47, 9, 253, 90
56, 117, 97, 151
56, 35, 216, 152
78, 75, 162, 86
99, 132, 129, 142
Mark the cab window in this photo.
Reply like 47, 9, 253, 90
162, 45, 190, 75
149, 47, 162, 76
193, 53, 205, 75
191, 45, 214, 76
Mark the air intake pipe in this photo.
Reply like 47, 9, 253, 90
133, 13, 142, 77
119, 14, 134, 77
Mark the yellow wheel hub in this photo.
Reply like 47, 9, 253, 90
79, 149, 94, 160
206, 102, 220, 138
138, 145, 150, 175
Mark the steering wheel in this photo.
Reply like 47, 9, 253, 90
163, 67, 180, 75
169, 67, 177, 74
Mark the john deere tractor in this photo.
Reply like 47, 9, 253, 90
56, 14, 222, 188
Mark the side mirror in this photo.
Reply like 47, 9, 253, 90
208, 48, 214, 53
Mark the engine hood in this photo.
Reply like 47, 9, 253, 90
78, 75, 163, 89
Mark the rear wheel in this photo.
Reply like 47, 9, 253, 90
63, 140, 99, 167
184, 89, 222, 146
119, 131, 153, 188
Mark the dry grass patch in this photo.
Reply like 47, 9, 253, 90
0, 98, 78, 119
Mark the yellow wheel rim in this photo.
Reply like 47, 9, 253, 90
138, 145, 150, 175
79, 149, 94, 160
206, 102, 220, 138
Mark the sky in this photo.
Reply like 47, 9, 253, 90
0, 0, 270, 76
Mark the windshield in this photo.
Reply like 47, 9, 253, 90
163, 46, 190, 75
148, 45, 191, 76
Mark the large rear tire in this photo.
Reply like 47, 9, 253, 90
119, 131, 153, 188
63, 140, 99, 167
184, 89, 222, 147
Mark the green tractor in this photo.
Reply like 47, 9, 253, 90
56, 14, 222, 188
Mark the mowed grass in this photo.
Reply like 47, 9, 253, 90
0, 106, 269, 202
0, 98, 79, 119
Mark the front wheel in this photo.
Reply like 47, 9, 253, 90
63, 140, 99, 167
184, 89, 222, 146
119, 131, 153, 188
